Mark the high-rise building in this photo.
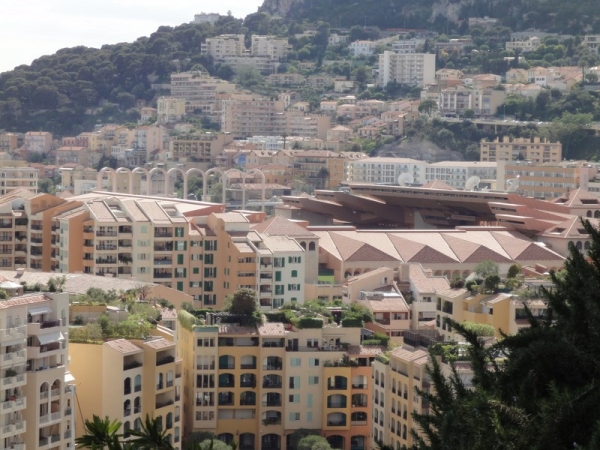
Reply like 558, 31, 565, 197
377, 51, 436, 88
0, 292, 76, 449
70, 336, 183, 448
176, 312, 379, 450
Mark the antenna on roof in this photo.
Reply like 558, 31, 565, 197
464, 175, 480, 191
506, 175, 520, 193
397, 173, 414, 186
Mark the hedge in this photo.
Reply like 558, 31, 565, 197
297, 317, 324, 329
341, 317, 364, 328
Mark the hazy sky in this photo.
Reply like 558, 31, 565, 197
0, 0, 264, 74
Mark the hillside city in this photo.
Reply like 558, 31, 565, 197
1, 4, 600, 450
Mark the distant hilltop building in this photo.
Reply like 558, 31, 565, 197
193, 12, 223, 25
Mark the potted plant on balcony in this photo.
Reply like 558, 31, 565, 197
5, 368, 17, 378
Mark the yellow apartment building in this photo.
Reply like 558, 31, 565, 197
70, 336, 183, 448
0, 292, 76, 449
0, 167, 38, 196
169, 134, 234, 166
435, 290, 548, 339
177, 311, 378, 450
480, 136, 562, 163
0, 133, 19, 153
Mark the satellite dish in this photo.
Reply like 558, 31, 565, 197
398, 173, 414, 186
465, 175, 481, 191
506, 175, 520, 193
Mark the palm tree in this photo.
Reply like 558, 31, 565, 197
75, 415, 122, 449
127, 415, 174, 450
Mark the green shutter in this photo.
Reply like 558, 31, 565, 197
275, 271, 281, 282
176, 282, 183, 291
177, 254, 184, 265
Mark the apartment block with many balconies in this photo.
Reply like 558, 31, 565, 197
69, 336, 183, 448
177, 311, 379, 450
0, 292, 77, 449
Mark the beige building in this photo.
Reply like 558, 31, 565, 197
170, 134, 234, 166
70, 336, 183, 448
480, 136, 562, 163
0, 133, 19, 153
220, 94, 287, 138
157, 97, 187, 124
497, 160, 597, 199
177, 311, 377, 450
201, 34, 248, 59
0, 167, 38, 195
24, 132, 53, 154
439, 86, 506, 116
251, 35, 291, 61
169, 72, 237, 116
378, 51, 436, 88
55, 146, 90, 166
0, 292, 76, 449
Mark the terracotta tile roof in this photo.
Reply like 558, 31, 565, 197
142, 337, 174, 350
104, 339, 142, 354
408, 264, 451, 294
391, 346, 428, 361
420, 180, 456, 190
257, 322, 286, 336
463, 246, 512, 264
366, 296, 409, 313
408, 246, 457, 264
252, 215, 316, 238
0, 293, 50, 309
347, 345, 385, 356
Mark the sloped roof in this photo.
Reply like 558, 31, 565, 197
252, 215, 316, 238
552, 188, 600, 207
421, 180, 456, 190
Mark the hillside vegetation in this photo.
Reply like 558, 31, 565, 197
262, 0, 600, 34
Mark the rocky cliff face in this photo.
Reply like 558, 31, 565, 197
260, 0, 304, 17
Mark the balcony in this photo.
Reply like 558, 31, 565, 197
154, 258, 173, 266
156, 355, 175, 366
96, 258, 117, 265
156, 399, 175, 409
2, 397, 26, 413
0, 373, 25, 388
96, 245, 117, 251
123, 360, 143, 371
96, 231, 118, 237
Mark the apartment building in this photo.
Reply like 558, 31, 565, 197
423, 161, 497, 188
505, 36, 541, 53
0, 133, 19, 153
194, 12, 223, 24
497, 160, 596, 199
24, 132, 53, 154
157, 97, 187, 124
251, 35, 291, 61
371, 345, 431, 449
439, 85, 506, 116
177, 312, 377, 450
583, 35, 600, 53
170, 134, 234, 166
220, 94, 287, 138
201, 34, 248, 60
70, 336, 183, 448
347, 157, 427, 185
0, 167, 38, 196
435, 290, 548, 339
349, 40, 379, 57
55, 146, 89, 166
169, 72, 237, 116
0, 292, 76, 449
480, 136, 562, 163
377, 51, 436, 88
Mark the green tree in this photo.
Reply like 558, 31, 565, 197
75, 415, 123, 449
127, 415, 174, 449
298, 435, 333, 450
226, 288, 258, 316
474, 260, 500, 279
418, 100, 438, 117
507, 263, 522, 279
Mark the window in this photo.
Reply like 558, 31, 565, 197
204, 295, 216, 305
204, 281, 214, 292
275, 271, 281, 282
290, 358, 301, 367
204, 267, 217, 278
176, 282, 183, 291
308, 376, 319, 385
307, 394, 313, 407
205, 240, 217, 251
193, 268, 199, 274
175, 227, 184, 237
177, 254, 184, 265
204, 254, 214, 265
289, 376, 300, 389
289, 394, 300, 403
309, 358, 319, 367
289, 412, 300, 421
190, 281, 201, 288
306, 412, 313, 421
275, 285, 285, 295
288, 284, 301, 291
291, 270, 298, 278
288, 256, 301, 263
191, 254, 202, 261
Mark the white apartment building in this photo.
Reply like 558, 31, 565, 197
201, 34, 248, 60
0, 167, 38, 195
193, 12, 223, 24
392, 39, 424, 54
505, 36, 541, 53
349, 41, 378, 57
347, 158, 427, 185
251, 36, 291, 61
377, 51, 436, 88
24, 132, 53, 154
0, 292, 75, 449
424, 161, 497, 188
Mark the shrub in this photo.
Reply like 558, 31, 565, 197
341, 317, 363, 327
297, 317, 324, 329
